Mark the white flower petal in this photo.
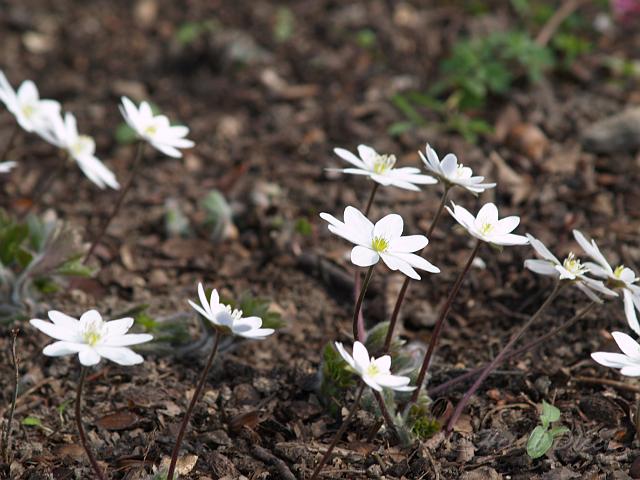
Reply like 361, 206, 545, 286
105, 317, 134, 336
389, 235, 428, 253
440, 153, 458, 177
352, 341, 370, 372
334, 147, 367, 169
78, 347, 102, 366
526, 234, 560, 263
525, 259, 559, 277
350, 246, 380, 267
373, 214, 403, 240
42, 341, 85, 356
357, 144, 377, 167
30, 319, 78, 341
94, 346, 144, 365
393, 252, 440, 274
591, 351, 632, 369
48, 310, 80, 330
494, 216, 520, 235
612, 331, 640, 360
572, 230, 612, 273
624, 290, 640, 336
334, 342, 356, 370
101, 333, 154, 347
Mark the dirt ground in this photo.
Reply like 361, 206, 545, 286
1, 0, 640, 478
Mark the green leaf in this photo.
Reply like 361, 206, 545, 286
387, 121, 414, 137
115, 123, 138, 145
22, 416, 42, 427
274, 7, 295, 43
527, 425, 553, 459
540, 400, 561, 428
294, 217, 312, 236
549, 425, 570, 438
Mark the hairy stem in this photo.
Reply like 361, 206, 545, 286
167, 329, 222, 480
372, 390, 399, 440
353, 265, 375, 342
75, 367, 107, 480
1, 328, 19, 463
382, 186, 450, 353
408, 240, 481, 406
83, 141, 145, 264
445, 282, 565, 432
428, 301, 596, 397
309, 382, 366, 480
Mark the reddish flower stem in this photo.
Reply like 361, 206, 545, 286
75, 367, 107, 480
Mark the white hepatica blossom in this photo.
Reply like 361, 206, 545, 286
30, 310, 153, 366
419, 144, 496, 194
0, 71, 61, 133
524, 233, 617, 302
446, 202, 528, 246
188, 282, 274, 339
574, 229, 640, 334
0, 161, 16, 173
319, 206, 440, 280
41, 112, 119, 189
335, 341, 415, 392
592, 331, 640, 376
120, 97, 194, 158
332, 144, 437, 191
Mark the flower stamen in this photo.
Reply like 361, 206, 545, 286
371, 236, 389, 253
373, 154, 396, 174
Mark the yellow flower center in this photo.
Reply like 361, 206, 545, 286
562, 252, 586, 275
81, 318, 107, 346
479, 222, 494, 235
21, 104, 35, 118
614, 265, 625, 278
71, 135, 93, 157
371, 236, 389, 253
83, 331, 102, 346
366, 363, 380, 377
144, 124, 158, 136
373, 154, 396, 174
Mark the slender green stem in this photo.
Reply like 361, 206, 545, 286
382, 186, 450, 353
167, 330, 222, 480
363, 182, 379, 217
83, 141, 145, 264
428, 300, 597, 397
75, 367, 107, 480
445, 282, 565, 433
0, 124, 18, 164
309, 382, 366, 480
1, 329, 19, 463
353, 265, 375, 342
408, 240, 481, 406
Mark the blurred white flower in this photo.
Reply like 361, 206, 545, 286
446, 202, 528, 246
0, 71, 61, 134
188, 282, 274, 339
40, 111, 119, 190
592, 331, 640, 376
525, 233, 617, 302
574, 229, 640, 334
332, 144, 437, 191
319, 206, 440, 280
0, 161, 16, 173
335, 341, 415, 392
120, 97, 194, 158
419, 144, 496, 194
30, 310, 152, 366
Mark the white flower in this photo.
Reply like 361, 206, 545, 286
120, 97, 194, 158
40, 112, 119, 190
574, 229, 640, 334
0, 161, 16, 173
419, 144, 496, 194
319, 206, 440, 280
30, 310, 153, 366
335, 341, 415, 392
332, 144, 437, 191
0, 71, 61, 134
524, 233, 618, 303
446, 202, 528, 246
188, 283, 274, 339
592, 331, 640, 376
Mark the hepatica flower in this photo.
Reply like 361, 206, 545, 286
419, 144, 496, 194
592, 331, 640, 376
30, 310, 153, 366
525, 233, 617, 302
188, 283, 274, 339
446, 202, 528, 246
335, 341, 415, 391
332, 144, 436, 191
319, 206, 440, 280
42, 112, 120, 190
574, 229, 640, 334
0, 71, 61, 133
120, 96, 194, 158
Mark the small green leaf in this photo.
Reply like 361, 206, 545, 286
549, 425, 570, 438
274, 7, 295, 43
294, 217, 312, 236
22, 416, 42, 427
540, 400, 561, 428
526, 425, 553, 459
115, 123, 138, 145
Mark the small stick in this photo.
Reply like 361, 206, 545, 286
535, 0, 586, 46
382, 185, 450, 353
574, 375, 640, 394
83, 141, 145, 264
408, 240, 482, 406
75, 367, 107, 480
1, 328, 19, 463
309, 382, 366, 480
167, 329, 222, 480
445, 282, 564, 432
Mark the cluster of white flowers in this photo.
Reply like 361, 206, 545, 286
0, 71, 193, 189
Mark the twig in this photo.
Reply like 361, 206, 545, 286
535, 0, 587, 46
574, 375, 640, 394
251, 445, 296, 480
1, 328, 19, 463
